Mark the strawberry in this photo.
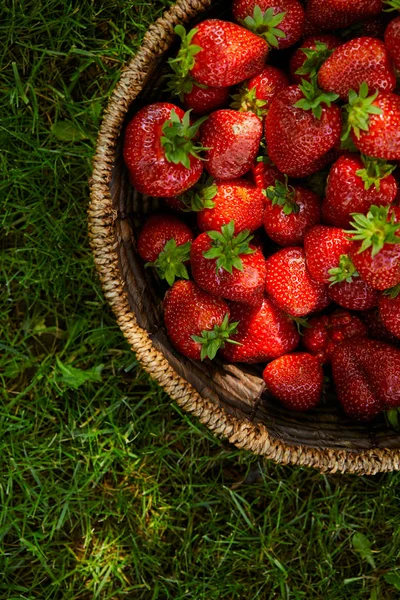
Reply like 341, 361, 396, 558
265, 82, 341, 177
331, 338, 400, 420
200, 110, 263, 180
289, 35, 342, 85
318, 37, 396, 101
191, 221, 266, 306
328, 262, 380, 310
263, 177, 321, 246
170, 22, 269, 89
231, 66, 289, 117
304, 225, 352, 284
233, 0, 305, 49
221, 296, 300, 363
123, 103, 205, 197
323, 154, 397, 229
385, 16, 400, 72
306, 0, 383, 31
347, 205, 400, 290
378, 286, 400, 339
263, 353, 323, 411
252, 158, 284, 189
197, 179, 265, 234
265, 246, 329, 317
163, 280, 239, 361
361, 306, 400, 344
137, 214, 194, 285
343, 83, 400, 161
302, 310, 367, 363
183, 84, 230, 116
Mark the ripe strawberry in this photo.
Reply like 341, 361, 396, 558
385, 16, 400, 72
163, 280, 238, 361
361, 306, 400, 344
378, 286, 400, 339
306, 0, 383, 31
123, 103, 205, 197
347, 205, 400, 290
197, 179, 265, 234
318, 37, 396, 101
265, 247, 329, 317
327, 253, 380, 310
343, 83, 400, 161
200, 110, 263, 180
221, 296, 300, 363
302, 310, 367, 363
331, 338, 400, 420
304, 225, 352, 284
263, 353, 323, 411
252, 158, 284, 190
265, 82, 341, 178
231, 66, 289, 117
289, 35, 342, 85
183, 84, 230, 116
233, 0, 305, 49
323, 154, 397, 229
170, 22, 269, 89
137, 214, 194, 285
191, 221, 266, 306
263, 177, 321, 246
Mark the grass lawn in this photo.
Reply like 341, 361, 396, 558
1, 1, 400, 598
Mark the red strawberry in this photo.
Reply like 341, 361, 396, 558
327, 254, 380, 310
197, 179, 265, 234
265, 83, 341, 177
233, 0, 305, 49
265, 247, 329, 317
137, 214, 194, 285
170, 21, 269, 89
343, 84, 400, 161
263, 353, 323, 411
348, 205, 400, 290
289, 35, 342, 85
123, 103, 205, 197
361, 306, 400, 344
332, 338, 400, 420
318, 38, 396, 101
304, 225, 352, 284
306, 0, 383, 31
302, 310, 367, 363
200, 110, 263, 180
385, 16, 400, 72
263, 177, 321, 246
323, 154, 397, 229
183, 84, 230, 116
221, 296, 300, 363
191, 221, 266, 306
231, 66, 289, 117
378, 287, 400, 339
252, 158, 285, 189
163, 280, 238, 361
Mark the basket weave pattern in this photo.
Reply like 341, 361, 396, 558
89, 0, 400, 474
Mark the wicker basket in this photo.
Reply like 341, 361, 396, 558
89, 0, 400, 474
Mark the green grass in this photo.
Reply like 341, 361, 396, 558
1, 1, 400, 598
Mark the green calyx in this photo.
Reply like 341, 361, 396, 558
203, 220, 255, 275
177, 176, 218, 212
192, 313, 240, 361
290, 316, 310, 335
295, 42, 334, 80
161, 109, 208, 169
263, 175, 299, 215
231, 85, 268, 117
240, 5, 286, 48
294, 77, 339, 120
384, 0, 400, 12
345, 205, 400, 257
341, 81, 383, 141
145, 239, 191, 286
386, 408, 400, 432
384, 283, 400, 299
356, 155, 396, 192
168, 25, 202, 78
328, 254, 358, 285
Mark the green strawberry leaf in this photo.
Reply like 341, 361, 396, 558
161, 109, 209, 168
295, 42, 334, 79
342, 81, 382, 141
240, 5, 287, 48
203, 220, 255, 274
145, 239, 191, 286
328, 255, 358, 285
345, 205, 400, 257
355, 155, 396, 191
294, 76, 339, 120
192, 313, 241, 361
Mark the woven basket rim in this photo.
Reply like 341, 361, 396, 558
88, 0, 400, 475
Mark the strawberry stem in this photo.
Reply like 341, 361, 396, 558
295, 41, 334, 80
203, 220, 255, 274
346, 205, 400, 257
161, 109, 208, 169
240, 5, 286, 48
192, 313, 240, 361
145, 239, 191, 286
328, 254, 358, 285
263, 175, 299, 215
290, 316, 310, 335
341, 81, 383, 141
230, 85, 268, 117
177, 176, 217, 212
294, 77, 339, 120
356, 155, 396, 192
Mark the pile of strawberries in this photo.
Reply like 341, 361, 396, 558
123, 0, 400, 422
